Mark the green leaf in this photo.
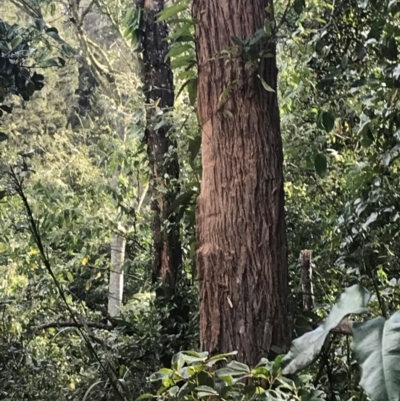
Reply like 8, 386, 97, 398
35, 19, 45, 32
149, 372, 170, 382
251, 366, 270, 380
171, 352, 185, 372
171, 55, 195, 69
66, 271, 74, 282
227, 360, 250, 373
41, 58, 60, 67
282, 285, 371, 375
187, 78, 197, 106
207, 351, 238, 363
352, 311, 400, 401
0, 105, 12, 113
166, 190, 196, 216
45, 27, 61, 41
294, 0, 306, 14
231, 35, 244, 47
157, 2, 188, 22
167, 386, 179, 396
216, 367, 246, 377
11, 36, 22, 49
182, 353, 208, 364
317, 111, 335, 133
195, 385, 218, 395
258, 75, 275, 92
188, 135, 201, 162
136, 393, 154, 401
314, 153, 327, 178
166, 44, 192, 59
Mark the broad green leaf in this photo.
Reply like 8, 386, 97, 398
167, 386, 179, 396
352, 311, 400, 401
195, 385, 218, 395
282, 285, 371, 375
41, 58, 60, 67
166, 190, 196, 215
172, 352, 185, 372
45, 27, 61, 41
314, 153, 327, 178
227, 360, 250, 373
319, 111, 335, 133
149, 372, 170, 382
171, 55, 195, 69
216, 367, 248, 377
35, 19, 45, 32
166, 44, 192, 59
11, 36, 22, 49
207, 351, 238, 363
231, 35, 244, 47
251, 366, 270, 380
157, 2, 188, 22
187, 78, 197, 106
294, 0, 306, 14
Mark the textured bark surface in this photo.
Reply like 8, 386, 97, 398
136, 0, 182, 299
193, 0, 291, 366
136, 0, 190, 366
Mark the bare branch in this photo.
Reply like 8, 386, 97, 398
36, 321, 114, 331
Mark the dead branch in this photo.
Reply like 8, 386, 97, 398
36, 321, 113, 331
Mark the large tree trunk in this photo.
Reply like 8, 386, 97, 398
136, 0, 187, 365
193, 0, 291, 366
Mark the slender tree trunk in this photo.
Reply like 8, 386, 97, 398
193, 0, 291, 366
108, 224, 126, 317
135, 0, 187, 364
300, 250, 314, 312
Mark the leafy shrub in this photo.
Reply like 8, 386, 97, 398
142, 351, 325, 401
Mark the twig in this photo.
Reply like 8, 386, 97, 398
36, 321, 113, 331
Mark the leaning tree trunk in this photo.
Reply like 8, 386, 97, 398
135, 0, 186, 364
193, 0, 291, 366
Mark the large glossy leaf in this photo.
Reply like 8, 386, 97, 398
282, 285, 371, 375
352, 310, 400, 401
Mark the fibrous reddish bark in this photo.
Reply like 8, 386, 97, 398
193, 0, 291, 366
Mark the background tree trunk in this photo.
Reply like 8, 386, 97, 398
136, 0, 188, 366
108, 224, 126, 318
193, 0, 291, 366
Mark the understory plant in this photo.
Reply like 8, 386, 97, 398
146, 285, 400, 401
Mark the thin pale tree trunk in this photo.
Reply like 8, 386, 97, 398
108, 224, 126, 317
193, 0, 291, 366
